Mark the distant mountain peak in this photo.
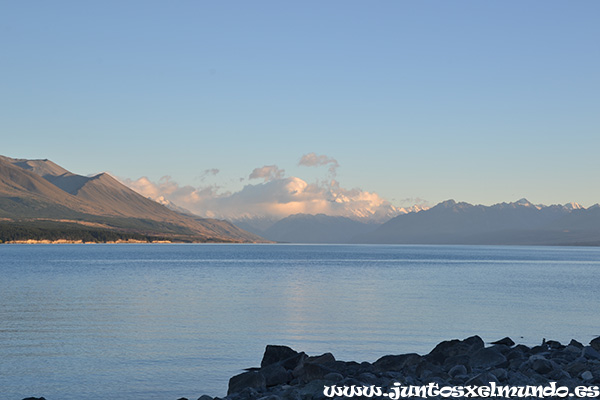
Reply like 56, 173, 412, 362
437, 199, 457, 207
510, 198, 543, 210
515, 198, 532, 205
564, 202, 583, 210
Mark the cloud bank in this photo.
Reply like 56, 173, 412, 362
122, 154, 417, 222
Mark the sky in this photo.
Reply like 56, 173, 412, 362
2, 1, 599, 219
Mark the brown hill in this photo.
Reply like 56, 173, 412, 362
0, 155, 266, 243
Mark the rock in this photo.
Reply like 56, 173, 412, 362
590, 336, 600, 352
296, 380, 329, 399
443, 354, 471, 371
448, 364, 467, 378
198, 396, 214, 400
465, 372, 499, 386
299, 362, 335, 382
582, 346, 600, 360
323, 372, 344, 382
261, 363, 289, 387
22, 398, 46, 400
506, 348, 526, 363
306, 352, 335, 364
491, 367, 508, 381
566, 360, 588, 377
357, 372, 380, 385
507, 370, 532, 385
469, 347, 507, 369
463, 335, 486, 349
228, 371, 266, 395
566, 344, 583, 353
491, 337, 515, 347
276, 352, 307, 371
416, 359, 445, 380
548, 368, 571, 381
222, 338, 600, 400
513, 344, 532, 355
490, 344, 512, 355
530, 345, 549, 355
546, 340, 563, 350
581, 370, 594, 381
427, 336, 484, 365
233, 386, 260, 400
261, 345, 299, 368
423, 376, 448, 386
257, 396, 282, 400
177, 398, 189, 400
530, 357, 553, 374
373, 353, 422, 372
569, 339, 584, 349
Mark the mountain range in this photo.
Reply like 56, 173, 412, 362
352, 198, 600, 245
230, 199, 600, 246
230, 205, 428, 243
0, 155, 264, 243
2, 155, 599, 246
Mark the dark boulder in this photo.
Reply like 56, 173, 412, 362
427, 336, 484, 365
491, 337, 515, 347
546, 340, 564, 350
465, 372, 499, 386
261, 345, 299, 368
260, 363, 290, 387
469, 347, 507, 369
298, 362, 336, 383
506, 347, 525, 361
530, 356, 553, 374
279, 352, 306, 371
582, 346, 600, 360
228, 371, 266, 395
569, 339, 584, 349
448, 364, 468, 378
373, 353, 422, 372
590, 336, 600, 352
305, 352, 335, 364
323, 372, 344, 382
443, 354, 471, 372
513, 344, 531, 354
415, 360, 443, 379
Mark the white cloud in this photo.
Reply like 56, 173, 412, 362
122, 175, 404, 222
120, 157, 422, 222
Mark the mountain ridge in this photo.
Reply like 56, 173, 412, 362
353, 198, 600, 246
0, 155, 266, 243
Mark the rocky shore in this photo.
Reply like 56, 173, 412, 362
22, 336, 600, 400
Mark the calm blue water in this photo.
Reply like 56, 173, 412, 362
1, 244, 599, 399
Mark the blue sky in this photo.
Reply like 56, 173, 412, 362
2, 1, 599, 215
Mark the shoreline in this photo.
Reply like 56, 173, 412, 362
3, 239, 174, 244
222, 336, 599, 400
21, 335, 600, 400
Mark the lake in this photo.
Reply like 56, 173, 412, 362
1, 244, 599, 399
